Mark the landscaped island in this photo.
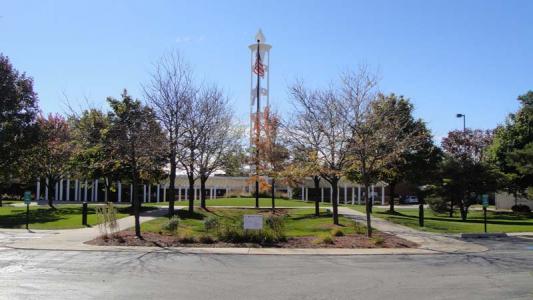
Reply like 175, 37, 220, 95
88, 208, 416, 249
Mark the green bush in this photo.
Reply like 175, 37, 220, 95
217, 221, 285, 245
427, 197, 450, 214
371, 236, 385, 246
315, 234, 335, 245
331, 228, 344, 237
266, 215, 286, 240
163, 215, 179, 234
198, 234, 216, 244
204, 216, 220, 233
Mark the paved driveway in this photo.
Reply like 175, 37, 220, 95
0, 236, 531, 300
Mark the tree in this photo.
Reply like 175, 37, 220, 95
373, 94, 436, 213
345, 91, 427, 236
288, 68, 378, 225
25, 114, 74, 208
106, 90, 166, 237
195, 86, 239, 209
488, 91, 533, 199
143, 52, 194, 216
0, 54, 39, 183
69, 108, 116, 201
439, 129, 500, 221
258, 107, 289, 211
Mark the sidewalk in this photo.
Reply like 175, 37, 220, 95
1, 206, 490, 255
337, 207, 488, 253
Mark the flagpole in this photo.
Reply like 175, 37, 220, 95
255, 39, 261, 209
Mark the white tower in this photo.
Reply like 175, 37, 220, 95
248, 29, 272, 146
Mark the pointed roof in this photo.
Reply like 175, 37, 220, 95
255, 29, 265, 43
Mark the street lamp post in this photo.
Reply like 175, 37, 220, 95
453, 113, 466, 218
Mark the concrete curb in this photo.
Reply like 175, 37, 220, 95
461, 233, 508, 238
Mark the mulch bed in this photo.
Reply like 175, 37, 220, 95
86, 231, 417, 249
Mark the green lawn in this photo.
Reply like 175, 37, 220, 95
144, 197, 316, 208
0, 204, 136, 229
344, 204, 533, 233
141, 207, 358, 238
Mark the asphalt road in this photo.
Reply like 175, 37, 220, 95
0, 237, 531, 300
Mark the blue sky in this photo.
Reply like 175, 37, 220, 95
1, 0, 531, 141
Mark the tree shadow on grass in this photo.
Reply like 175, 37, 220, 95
0, 207, 95, 228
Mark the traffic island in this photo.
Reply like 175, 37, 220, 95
85, 207, 417, 249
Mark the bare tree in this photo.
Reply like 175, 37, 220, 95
195, 85, 240, 209
288, 79, 357, 225
143, 52, 194, 216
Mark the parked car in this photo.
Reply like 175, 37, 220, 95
401, 195, 419, 204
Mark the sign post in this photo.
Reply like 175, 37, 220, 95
481, 194, 489, 233
243, 215, 263, 230
23, 191, 32, 230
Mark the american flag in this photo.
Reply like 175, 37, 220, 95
253, 52, 265, 77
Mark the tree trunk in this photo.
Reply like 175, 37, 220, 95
132, 172, 141, 238
200, 175, 207, 209
168, 149, 176, 217
449, 198, 454, 217
364, 183, 372, 237
331, 178, 339, 225
271, 178, 275, 212
388, 182, 396, 213
458, 200, 468, 221
48, 178, 56, 209
313, 176, 320, 216
187, 176, 195, 215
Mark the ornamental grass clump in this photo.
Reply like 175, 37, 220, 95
204, 216, 220, 233
163, 215, 179, 234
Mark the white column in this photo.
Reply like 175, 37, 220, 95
351, 187, 355, 205
330, 187, 333, 203
185, 188, 188, 201
45, 178, 49, 201
148, 185, 151, 202
94, 179, 99, 202
358, 186, 361, 205
381, 185, 385, 205
36, 178, 41, 200
194, 187, 197, 201
66, 179, 70, 201
117, 181, 122, 202
178, 187, 181, 201
163, 186, 167, 202
344, 184, 347, 204
371, 185, 375, 204
210, 188, 213, 200
143, 185, 147, 203
214, 187, 217, 199
74, 180, 79, 201
55, 182, 59, 201
321, 188, 324, 203
337, 186, 340, 205
156, 184, 160, 202
301, 185, 305, 201
305, 188, 309, 202
59, 179, 63, 201
84, 180, 88, 202
130, 184, 133, 203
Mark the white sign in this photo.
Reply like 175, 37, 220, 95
243, 215, 263, 230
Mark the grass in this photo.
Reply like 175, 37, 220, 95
344, 204, 533, 233
144, 197, 317, 208
0, 204, 141, 229
140, 207, 357, 238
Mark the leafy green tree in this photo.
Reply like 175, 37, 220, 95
69, 109, 118, 200
106, 90, 167, 237
0, 54, 39, 183
25, 114, 74, 208
439, 129, 501, 220
373, 94, 437, 213
488, 91, 533, 199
